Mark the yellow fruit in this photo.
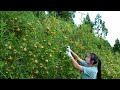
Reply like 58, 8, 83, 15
13, 51, 17, 54
62, 29, 64, 32
5, 52, 8, 55
40, 45, 44, 49
46, 27, 50, 30
5, 44, 8, 47
8, 46, 12, 50
23, 48, 27, 51
59, 51, 62, 53
14, 18, 17, 20
41, 58, 44, 60
46, 53, 48, 55
5, 62, 7, 64
44, 67, 47, 69
13, 49, 17, 54
53, 48, 56, 50
33, 55, 36, 57
107, 71, 111, 75
40, 65, 43, 68
40, 63, 43, 66
64, 36, 67, 39
31, 75, 34, 79
16, 27, 20, 32
27, 23, 31, 26
34, 70, 39, 74
45, 71, 48, 74
32, 28, 36, 30
34, 45, 37, 48
31, 58, 34, 60
20, 46, 23, 49
11, 66, 15, 69
35, 60, 38, 63
28, 51, 32, 56
56, 66, 58, 68
29, 51, 32, 54
37, 20, 40, 23
51, 32, 56, 35
13, 32, 15, 36
13, 49, 16, 51
8, 56, 12, 60
49, 54, 52, 57
48, 42, 51, 46
23, 38, 26, 41
45, 60, 48, 63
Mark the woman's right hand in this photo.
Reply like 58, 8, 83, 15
66, 51, 74, 60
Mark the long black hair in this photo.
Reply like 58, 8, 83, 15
90, 53, 101, 79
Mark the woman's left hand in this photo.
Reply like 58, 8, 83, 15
66, 46, 72, 52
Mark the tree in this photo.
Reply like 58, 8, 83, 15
83, 13, 94, 32
32, 11, 44, 17
93, 14, 108, 39
101, 21, 108, 39
93, 14, 102, 37
47, 11, 76, 21
84, 13, 91, 24
113, 38, 120, 53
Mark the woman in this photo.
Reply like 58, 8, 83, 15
66, 46, 101, 79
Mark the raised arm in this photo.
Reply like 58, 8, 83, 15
66, 46, 82, 62
71, 58, 83, 72
71, 50, 82, 62
66, 50, 83, 72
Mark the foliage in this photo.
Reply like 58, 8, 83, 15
113, 38, 120, 53
83, 13, 94, 31
93, 14, 108, 39
48, 11, 76, 21
0, 11, 120, 79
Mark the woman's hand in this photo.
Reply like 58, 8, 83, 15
65, 46, 82, 62
66, 51, 74, 60
66, 46, 72, 52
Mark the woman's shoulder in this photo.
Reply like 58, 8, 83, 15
91, 66, 97, 69
90, 66, 98, 73
88, 66, 97, 71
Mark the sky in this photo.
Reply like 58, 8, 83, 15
73, 11, 120, 47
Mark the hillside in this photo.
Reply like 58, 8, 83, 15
0, 11, 120, 79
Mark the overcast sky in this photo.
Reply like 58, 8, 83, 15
73, 11, 120, 47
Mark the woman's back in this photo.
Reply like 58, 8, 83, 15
81, 66, 98, 79
80, 60, 98, 79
